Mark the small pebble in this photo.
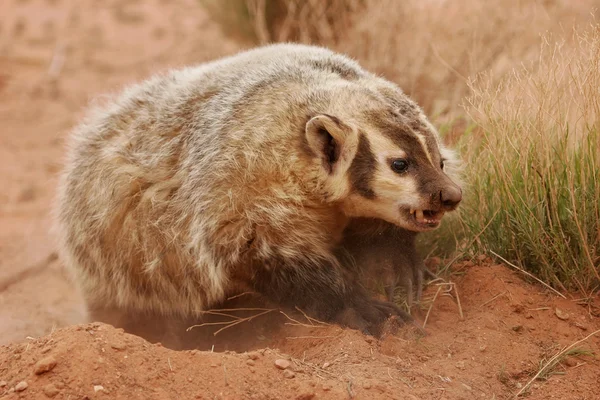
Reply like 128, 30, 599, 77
43, 383, 60, 398
15, 381, 28, 392
247, 351, 260, 360
563, 357, 577, 367
322, 362, 330, 369
94, 385, 104, 393
275, 359, 291, 370
0, 381, 6, 387
41, 347, 52, 354
34, 356, 58, 375
363, 382, 372, 389
283, 370, 295, 379
555, 308, 569, 321
190, 350, 198, 355
246, 360, 255, 366
575, 322, 588, 331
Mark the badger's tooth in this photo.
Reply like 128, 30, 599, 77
415, 210, 424, 223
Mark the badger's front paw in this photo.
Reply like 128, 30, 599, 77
335, 294, 414, 337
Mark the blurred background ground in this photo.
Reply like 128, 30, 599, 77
0, 0, 599, 399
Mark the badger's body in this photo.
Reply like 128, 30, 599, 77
56, 44, 462, 337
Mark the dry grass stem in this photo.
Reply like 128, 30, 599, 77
187, 308, 275, 336
480, 292, 508, 308
423, 286, 442, 329
490, 251, 566, 299
514, 329, 600, 397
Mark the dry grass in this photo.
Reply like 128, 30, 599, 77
462, 25, 600, 293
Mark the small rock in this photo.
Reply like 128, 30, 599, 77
555, 308, 569, 320
34, 356, 58, 375
210, 363, 218, 368
247, 352, 260, 360
275, 359, 291, 370
479, 345, 487, 352
575, 321, 588, 330
0, 381, 6, 387
190, 350, 198, 355
511, 325, 524, 333
94, 385, 104, 393
43, 383, 60, 398
111, 342, 127, 351
249, 367, 255, 373
563, 357, 577, 367
41, 347, 52, 354
322, 384, 332, 391
246, 359, 255, 366
455, 361, 466, 370
15, 381, 28, 392
283, 370, 295, 379
322, 362, 330, 369
363, 382, 372, 389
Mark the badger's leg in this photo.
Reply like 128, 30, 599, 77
250, 257, 412, 336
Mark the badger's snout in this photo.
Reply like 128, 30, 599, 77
439, 184, 462, 211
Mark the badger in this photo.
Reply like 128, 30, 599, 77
55, 43, 462, 338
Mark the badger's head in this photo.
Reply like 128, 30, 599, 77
304, 84, 462, 232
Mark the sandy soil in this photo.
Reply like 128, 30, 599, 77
0, 1, 599, 399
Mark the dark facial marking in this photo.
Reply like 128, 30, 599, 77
348, 133, 376, 199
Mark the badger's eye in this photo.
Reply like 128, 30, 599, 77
391, 159, 409, 173
440, 159, 445, 169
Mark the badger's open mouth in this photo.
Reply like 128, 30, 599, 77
409, 209, 445, 228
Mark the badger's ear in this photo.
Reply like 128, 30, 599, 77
305, 114, 358, 175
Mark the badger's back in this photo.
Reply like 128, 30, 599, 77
55, 44, 369, 316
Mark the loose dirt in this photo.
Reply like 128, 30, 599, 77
1, 1, 598, 399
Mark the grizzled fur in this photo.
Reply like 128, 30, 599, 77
55, 43, 461, 340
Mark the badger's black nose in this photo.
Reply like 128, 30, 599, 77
440, 186, 462, 210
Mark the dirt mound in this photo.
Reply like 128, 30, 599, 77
1, 263, 598, 399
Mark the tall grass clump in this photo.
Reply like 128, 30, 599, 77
462, 26, 600, 294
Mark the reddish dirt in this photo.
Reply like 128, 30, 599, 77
1, 1, 599, 399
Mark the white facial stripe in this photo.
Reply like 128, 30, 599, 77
368, 131, 408, 163
415, 132, 435, 167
